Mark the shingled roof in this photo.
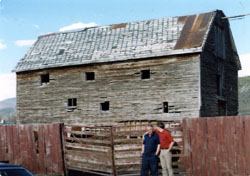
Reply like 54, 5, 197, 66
13, 11, 216, 73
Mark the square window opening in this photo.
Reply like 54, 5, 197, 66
100, 101, 109, 111
163, 102, 169, 113
58, 49, 64, 55
40, 74, 50, 85
86, 72, 95, 81
141, 70, 150, 79
68, 98, 77, 107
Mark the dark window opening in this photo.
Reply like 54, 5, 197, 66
58, 49, 64, 55
68, 98, 77, 107
214, 25, 225, 59
40, 74, 50, 85
216, 74, 222, 96
218, 100, 226, 116
100, 101, 109, 111
141, 70, 150, 79
163, 102, 169, 113
85, 72, 95, 81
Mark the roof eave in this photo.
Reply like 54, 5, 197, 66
13, 48, 202, 73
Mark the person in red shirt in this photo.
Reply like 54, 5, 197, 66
155, 122, 174, 176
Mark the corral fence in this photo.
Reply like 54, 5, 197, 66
63, 121, 185, 176
1, 116, 250, 176
0, 123, 64, 175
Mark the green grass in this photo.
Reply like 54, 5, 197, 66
238, 76, 250, 115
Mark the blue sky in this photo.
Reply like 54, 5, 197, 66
0, 0, 250, 100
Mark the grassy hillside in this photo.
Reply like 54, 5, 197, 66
0, 98, 16, 121
238, 76, 250, 115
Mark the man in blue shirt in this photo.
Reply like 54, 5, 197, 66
141, 124, 160, 176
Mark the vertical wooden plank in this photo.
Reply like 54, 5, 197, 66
51, 124, 64, 174
38, 125, 46, 173
244, 117, 250, 175
191, 118, 208, 176
12, 125, 21, 165
7, 125, 14, 163
19, 125, 29, 169
235, 116, 246, 175
183, 119, 193, 176
62, 124, 68, 176
27, 125, 39, 173
25, 125, 34, 172
216, 117, 229, 176
189, 118, 200, 176
207, 117, 219, 176
50, 124, 59, 174
223, 117, 236, 175
110, 126, 116, 176
216, 117, 225, 176
49, 124, 56, 174
199, 118, 208, 176
0, 126, 8, 162
44, 124, 53, 174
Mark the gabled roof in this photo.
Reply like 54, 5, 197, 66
13, 11, 216, 73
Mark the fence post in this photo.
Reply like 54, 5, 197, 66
60, 123, 68, 176
110, 126, 116, 176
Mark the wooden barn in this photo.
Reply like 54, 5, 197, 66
13, 10, 241, 125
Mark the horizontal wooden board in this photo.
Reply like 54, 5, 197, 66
65, 149, 112, 159
65, 136, 111, 145
64, 129, 111, 137
67, 161, 113, 173
66, 154, 113, 166
114, 144, 141, 151
65, 142, 111, 152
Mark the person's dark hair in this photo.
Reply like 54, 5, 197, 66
157, 122, 165, 129
147, 124, 154, 129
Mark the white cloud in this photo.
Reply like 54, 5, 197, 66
0, 74, 16, 101
33, 24, 40, 29
239, 53, 250, 77
0, 40, 7, 50
59, 22, 97, 32
15, 40, 35, 47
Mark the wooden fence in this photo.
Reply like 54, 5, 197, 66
63, 121, 185, 176
2, 116, 250, 175
183, 116, 250, 176
0, 123, 64, 175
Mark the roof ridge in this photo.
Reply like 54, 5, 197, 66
38, 10, 216, 39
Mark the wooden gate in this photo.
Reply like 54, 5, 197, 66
63, 125, 115, 175
0, 123, 64, 175
63, 121, 185, 176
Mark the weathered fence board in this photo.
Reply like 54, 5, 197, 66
0, 124, 64, 175
183, 116, 250, 176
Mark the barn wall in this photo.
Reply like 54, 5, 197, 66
16, 55, 200, 124
200, 12, 239, 117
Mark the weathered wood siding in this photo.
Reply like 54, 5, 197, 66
17, 55, 200, 124
200, 12, 238, 117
